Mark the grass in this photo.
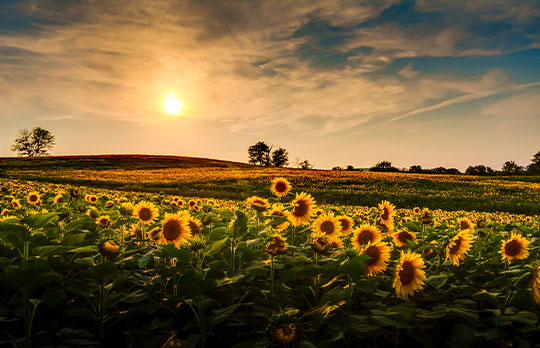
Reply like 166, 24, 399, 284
1, 154, 539, 215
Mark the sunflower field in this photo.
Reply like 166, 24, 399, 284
0, 177, 539, 347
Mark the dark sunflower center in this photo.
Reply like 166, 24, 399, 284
381, 208, 390, 221
460, 221, 469, 230
275, 181, 287, 193
138, 208, 152, 221
29, 195, 38, 202
398, 231, 413, 244
399, 261, 415, 286
504, 240, 521, 257
449, 237, 462, 254
188, 221, 200, 235
163, 220, 181, 240
357, 230, 373, 245
339, 219, 350, 231
365, 245, 381, 266
293, 200, 308, 217
320, 221, 335, 234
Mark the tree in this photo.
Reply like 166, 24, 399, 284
527, 150, 540, 174
248, 141, 272, 166
465, 165, 494, 176
501, 161, 524, 175
409, 165, 423, 173
271, 147, 289, 167
11, 127, 56, 157
370, 160, 400, 172
295, 157, 313, 170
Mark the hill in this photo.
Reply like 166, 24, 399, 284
1, 154, 539, 215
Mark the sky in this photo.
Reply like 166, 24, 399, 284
1, 0, 539, 171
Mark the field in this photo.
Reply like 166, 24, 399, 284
1, 156, 540, 347
1, 155, 539, 215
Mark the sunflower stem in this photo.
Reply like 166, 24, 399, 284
346, 274, 352, 347
314, 252, 319, 305
270, 254, 275, 298
291, 226, 296, 259
197, 252, 205, 348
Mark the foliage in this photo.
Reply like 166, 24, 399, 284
296, 158, 314, 170
248, 141, 272, 166
527, 151, 540, 175
271, 147, 289, 167
466, 165, 495, 176
370, 161, 400, 172
502, 161, 524, 176
11, 127, 56, 157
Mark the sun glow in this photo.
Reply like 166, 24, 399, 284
163, 95, 183, 115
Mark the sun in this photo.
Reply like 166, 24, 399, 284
163, 95, 183, 115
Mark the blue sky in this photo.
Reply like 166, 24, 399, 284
1, 0, 539, 170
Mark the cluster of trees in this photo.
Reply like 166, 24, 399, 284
247, 141, 289, 167
333, 151, 540, 176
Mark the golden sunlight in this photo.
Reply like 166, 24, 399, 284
163, 95, 183, 115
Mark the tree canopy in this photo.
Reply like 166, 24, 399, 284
11, 127, 56, 157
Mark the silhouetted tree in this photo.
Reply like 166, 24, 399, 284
501, 161, 524, 175
271, 147, 289, 167
370, 160, 400, 172
332, 166, 343, 171
346, 165, 355, 171
527, 150, 540, 174
295, 157, 314, 170
11, 127, 56, 157
248, 141, 272, 166
409, 165, 423, 173
465, 165, 494, 176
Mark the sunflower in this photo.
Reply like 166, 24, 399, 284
288, 192, 316, 226
187, 217, 202, 236
1, 209, 9, 217
392, 230, 416, 248
351, 225, 382, 252
27, 192, 40, 205
445, 230, 473, 266
378, 200, 395, 226
160, 213, 191, 247
312, 212, 342, 238
105, 200, 114, 209
149, 227, 162, 242
85, 195, 98, 204
532, 264, 540, 305
11, 199, 21, 209
99, 240, 121, 258
273, 323, 296, 346
270, 177, 291, 197
54, 194, 64, 204
500, 232, 529, 262
70, 188, 80, 197
421, 209, 433, 224
457, 218, 474, 232
267, 204, 290, 231
361, 242, 391, 277
337, 216, 354, 234
266, 234, 288, 255
393, 250, 427, 298
188, 199, 197, 208
133, 201, 159, 225
119, 202, 134, 216
246, 196, 270, 212
87, 207, 99, 219
130, 224, 143, 239
96, 215, 111, 228
413, 207, 421, 214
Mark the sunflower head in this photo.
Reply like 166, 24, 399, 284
99, 240, 121, 258
288, 192, 316, 226
266, 234, 288, 255
119, 202, 134, 217
270, 177, 291, 197
421, 209, 433, 224
500, 232, 529, 262
188, 235, 207, 252
96, 215, 111, 228
413, 207, 421, 214
54, 194, 64, 204
11, 199, 21, 209
87, 207, 99, 219
531, 262, 540, 305
337, 216, 354, 234
133, 201, 159, 224
393, 250, 427, 298
267, 204, 290, 231
457, 218, 474, 232
187, 217, 202, 236
312, 212, 342, 238
361, 242, 391, 277
105, 200, 115, 209
130, 224, 143, 239
445, 229, 474, 266
246, 196, 270, 212
378, 200, 395, 225
351, 225, 382, 252
160, 213, 192, 247
70, 188, 80, 197
1, 209, 9, 217
149, 227, 162, 242
27, 192, 40, 205
392, 230, 416, 248
273, 323, 296, 346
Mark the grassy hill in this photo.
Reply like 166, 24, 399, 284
1, 155, 539, 215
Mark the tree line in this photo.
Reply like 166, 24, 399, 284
332, 151, 540, 176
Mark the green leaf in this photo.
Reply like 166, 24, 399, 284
138, 250, 154, 268
160, 244, 191, 263
42, 289, 67, 307
34, 245, 73, 256
85, 260, 118, 284
23, 212, 61, 228
203, 237, 228, 257
427, 274, 449, 289
340, 255, 368, 280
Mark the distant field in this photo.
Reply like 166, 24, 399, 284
1, 155, 539, 214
